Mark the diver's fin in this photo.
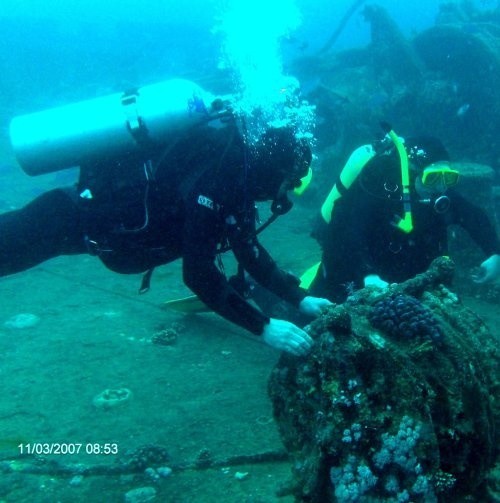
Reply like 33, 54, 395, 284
164, 263, 322, 313
163, 295, 212, 313
299, 261, 321, 289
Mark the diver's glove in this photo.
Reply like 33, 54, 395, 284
364, 274, 389, 289
472, 254, 500, 284
299, 296, 333, 317
262, 318, 314, 356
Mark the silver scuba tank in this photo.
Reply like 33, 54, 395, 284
9, 79, 217, 176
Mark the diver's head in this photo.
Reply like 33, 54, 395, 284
250, 127, 312, 214
405, 136, 458, 198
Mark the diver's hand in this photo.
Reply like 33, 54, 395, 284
364, 274, 389, 289
472, 254, 500, 284
262, 318, 313, 356
299, 296, 333, 317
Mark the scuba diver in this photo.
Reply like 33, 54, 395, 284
306, 126, 500, 303
0, 81, 332, 356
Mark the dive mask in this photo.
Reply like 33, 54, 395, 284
421, 162, 459, 188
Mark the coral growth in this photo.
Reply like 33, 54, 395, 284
268, 258, 498, 502
368, 293, 443, 342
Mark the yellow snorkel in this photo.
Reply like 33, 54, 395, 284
381, 122, 413, 234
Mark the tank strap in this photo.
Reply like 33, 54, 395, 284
122, 90, 154, 148
139, 268, 155, 294
336, 178, 348, 196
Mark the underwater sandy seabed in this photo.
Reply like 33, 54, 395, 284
0, 253, 294, 503
0, 173, 498, 502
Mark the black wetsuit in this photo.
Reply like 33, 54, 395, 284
0, 123, 306, 335
309, 154, 500, 303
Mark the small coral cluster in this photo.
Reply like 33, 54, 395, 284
372, 416, 435, 501
151, 328, 178, 346
120, 445, 170, 471
368, 294, 442, 341
329, 455, 377, 502
329, 416, 437, 502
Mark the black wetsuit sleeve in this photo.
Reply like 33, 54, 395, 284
451, 191, 500, 256
181, 194, 271, 335
230, 228, 307, 306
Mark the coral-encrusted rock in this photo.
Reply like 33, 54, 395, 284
268, 257, 498, 502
